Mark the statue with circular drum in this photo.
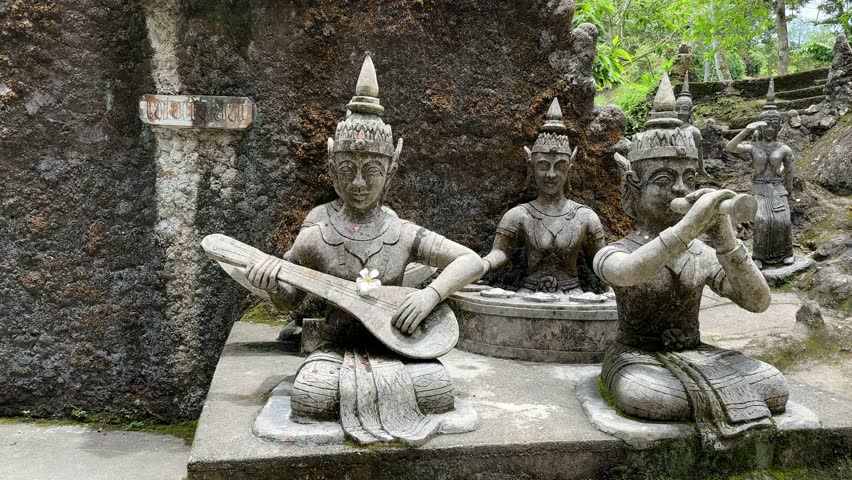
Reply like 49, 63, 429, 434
202, 55, 482, 446
592, 73, 789, 449
481, 98, 606, 296
450, 98, 618, 364
725, 78, 795, 269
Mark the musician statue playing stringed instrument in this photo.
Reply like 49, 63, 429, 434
202, 55, 483, 446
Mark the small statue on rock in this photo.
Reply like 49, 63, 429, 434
596, 73, 788, 449
481, 98, 606, 295
725, 78, 795, 268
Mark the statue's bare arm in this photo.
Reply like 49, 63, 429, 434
582, 210, 607, 261
482, 208, 522, 275
783, 146, 795, 194
707, 244, 771, 313
594, 189, 737, 287
244, 230, 312, 311
725, 121, 765, 155
392, 230, 484, 334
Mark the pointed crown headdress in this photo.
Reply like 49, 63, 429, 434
759, 78, 781, 122
676, 72, 693, 110
625, 72, 698, 163
330, 54, 397, 157
531, 98, 575, 155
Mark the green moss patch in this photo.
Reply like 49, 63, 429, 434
240, 301, 292, 327
754, 327, 843, 372
0, 415, 198, 445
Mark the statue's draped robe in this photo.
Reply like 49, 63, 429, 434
497, 200, 604, 293
750, 144, 793, 264
284, 216, 455, 445
597, 234, 789, 449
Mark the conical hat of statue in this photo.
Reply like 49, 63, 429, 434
676, 72, 693, 108
759, 78, 781, 121
626, 72, 699, 163
332, 54, 396, 157
531, 98, 574, 154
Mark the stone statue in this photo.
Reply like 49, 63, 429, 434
597, 73, 788, 449
481, 98, 606, 295
204, 55, 482, 446
676, 73, 708, 177
725, 79, 795, 268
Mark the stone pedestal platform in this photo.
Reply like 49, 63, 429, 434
188, 321, 852, 480
449, 290, 618, 363
761, 256, 815, 287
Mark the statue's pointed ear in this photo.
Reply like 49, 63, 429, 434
523, 146, 532, 163
327, 138, 335, 165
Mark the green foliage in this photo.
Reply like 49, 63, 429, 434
800, 42, 834, 63
727, 51, 747, 80
594, 36, 634, 90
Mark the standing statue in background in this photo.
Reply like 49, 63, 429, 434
676, 73, 708, 178
596, 73, 788, 449
203, 55, 482, 446
725, 79, 795, 268
481, 98, 606, 294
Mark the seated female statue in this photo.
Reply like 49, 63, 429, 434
482, 98, 606, 294
243, 55, 483, 446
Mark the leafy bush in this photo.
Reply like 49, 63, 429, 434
800, 42, 833, 63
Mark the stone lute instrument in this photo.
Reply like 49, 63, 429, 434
670, 193, 758, 225
201, 233, 459, 360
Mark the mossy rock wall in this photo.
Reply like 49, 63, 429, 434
0, 1, 628, 420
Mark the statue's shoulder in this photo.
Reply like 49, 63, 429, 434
301, 201, 340, 230
499, 205, 529, 227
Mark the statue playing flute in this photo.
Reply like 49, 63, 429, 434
596, 73, 789, 450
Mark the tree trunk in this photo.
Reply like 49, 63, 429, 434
713, 41, 733, 81
776, 0, 790, 75
704, 57, 712, 81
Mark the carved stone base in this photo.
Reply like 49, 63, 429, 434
576, 373, 819, 450
761, 256, 815, 287
254, 381, 480, 447
450, 289, 618, 363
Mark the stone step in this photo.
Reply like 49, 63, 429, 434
724, 96, 825, 129
776, 95, 826, 110
686, 67, 830, 101
776, 85, 825, 100
188, 321, 852, 480
814, 78, 828, 86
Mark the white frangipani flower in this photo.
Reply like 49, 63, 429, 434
355, 268, 381, 296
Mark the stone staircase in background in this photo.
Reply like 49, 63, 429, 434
680, 67, 829, 139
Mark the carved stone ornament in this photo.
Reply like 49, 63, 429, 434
139, 94, 254, 130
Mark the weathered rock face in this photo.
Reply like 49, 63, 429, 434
0, 1, 170, 417
799, 113, 852, 195
1, 0, 627, 419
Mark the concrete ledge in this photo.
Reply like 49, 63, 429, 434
188, 322, 852, 480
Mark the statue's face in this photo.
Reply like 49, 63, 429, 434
531, 152, 571, 196
759, 116, 781, 141
676, 101, 692, 124
634, 158, 698, 227
333, 151, 390, 211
